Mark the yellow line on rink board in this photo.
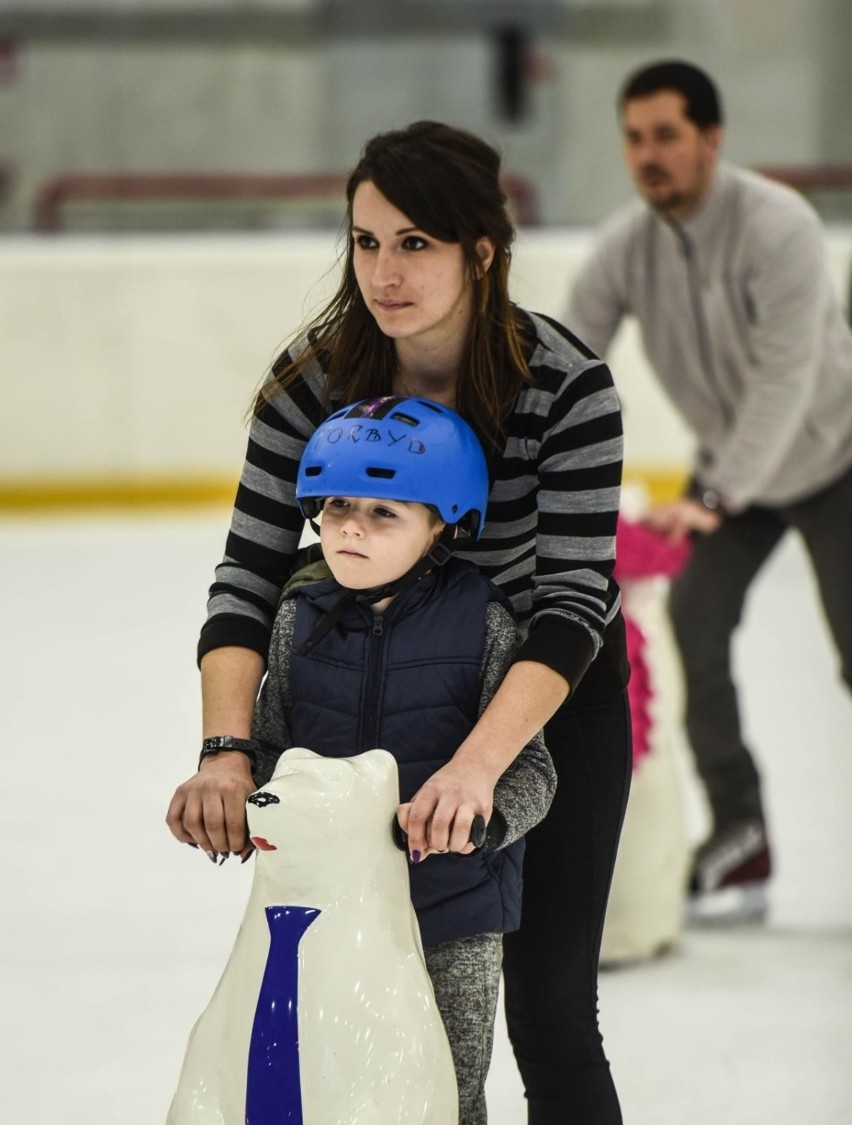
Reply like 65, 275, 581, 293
622, 467, 689, 505
0, 475, 239, 512
0, 466, 688, 513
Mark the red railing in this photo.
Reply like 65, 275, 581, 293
30, 165, 852, 232
753, 164, 852, 194
32, 170, 540, 231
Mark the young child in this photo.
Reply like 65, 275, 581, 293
251, 395, 556, 1125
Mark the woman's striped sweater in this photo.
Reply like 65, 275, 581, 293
199, 309, 629, 702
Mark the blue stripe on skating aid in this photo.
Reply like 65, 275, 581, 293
246, 905, 321, 1125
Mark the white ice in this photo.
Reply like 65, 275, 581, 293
1, 511, 850, 1124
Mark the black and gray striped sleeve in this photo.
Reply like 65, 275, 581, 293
518, 323, 623, 688
457, 313, 623, 693
198, 350, 329, 664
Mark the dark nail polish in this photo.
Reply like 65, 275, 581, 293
411, 850, 422, 864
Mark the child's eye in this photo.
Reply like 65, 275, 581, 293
373, 507, 397, 519
325, 498, 349, 511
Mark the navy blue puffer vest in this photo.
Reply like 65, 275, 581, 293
289, 557, 524, 947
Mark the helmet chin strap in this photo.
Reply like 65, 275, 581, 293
298, 525, 463, 655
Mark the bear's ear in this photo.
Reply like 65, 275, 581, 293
282, 746, 320, 763
269, 746, 319, 780
355, 748, 399, 788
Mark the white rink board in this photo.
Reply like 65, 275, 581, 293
4, 226, 849, 482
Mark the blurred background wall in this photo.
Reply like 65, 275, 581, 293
1, 0, 851, 229
0, 0, 850, 505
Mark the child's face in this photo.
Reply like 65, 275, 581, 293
319, 497, 443, 593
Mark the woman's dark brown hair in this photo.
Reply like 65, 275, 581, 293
255, 121, 533, 447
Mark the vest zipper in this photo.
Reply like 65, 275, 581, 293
360, 612, 385, 751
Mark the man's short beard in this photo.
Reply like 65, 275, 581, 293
649, 192, 686, 218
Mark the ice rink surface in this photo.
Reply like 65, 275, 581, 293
2, 510, 850, 1124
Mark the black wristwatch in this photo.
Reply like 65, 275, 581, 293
198, 735, 261, 770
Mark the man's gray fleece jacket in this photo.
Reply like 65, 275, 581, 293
568, 162, 852, 512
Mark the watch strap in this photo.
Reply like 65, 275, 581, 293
199, 735, 261, 770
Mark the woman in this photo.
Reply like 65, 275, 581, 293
167, 120, 631, 1124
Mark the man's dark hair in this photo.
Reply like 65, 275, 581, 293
619, 60, 723, 129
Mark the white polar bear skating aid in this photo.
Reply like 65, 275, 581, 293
167, 747, 458, 1125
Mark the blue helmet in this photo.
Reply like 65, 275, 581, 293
296, 397, 489, 538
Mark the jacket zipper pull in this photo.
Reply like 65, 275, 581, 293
372, 614, 384, 637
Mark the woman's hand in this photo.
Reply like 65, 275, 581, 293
169, 645, 266, 860
401, 659, 568, 863
395, 804, 439, 862
166, 754, 257, 860
399, 756, 497, 861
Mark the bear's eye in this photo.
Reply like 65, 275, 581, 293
248, 792, 280, 808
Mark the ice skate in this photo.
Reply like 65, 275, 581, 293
686, 819, 771, 926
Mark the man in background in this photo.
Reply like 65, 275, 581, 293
568, 59, 852, 921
